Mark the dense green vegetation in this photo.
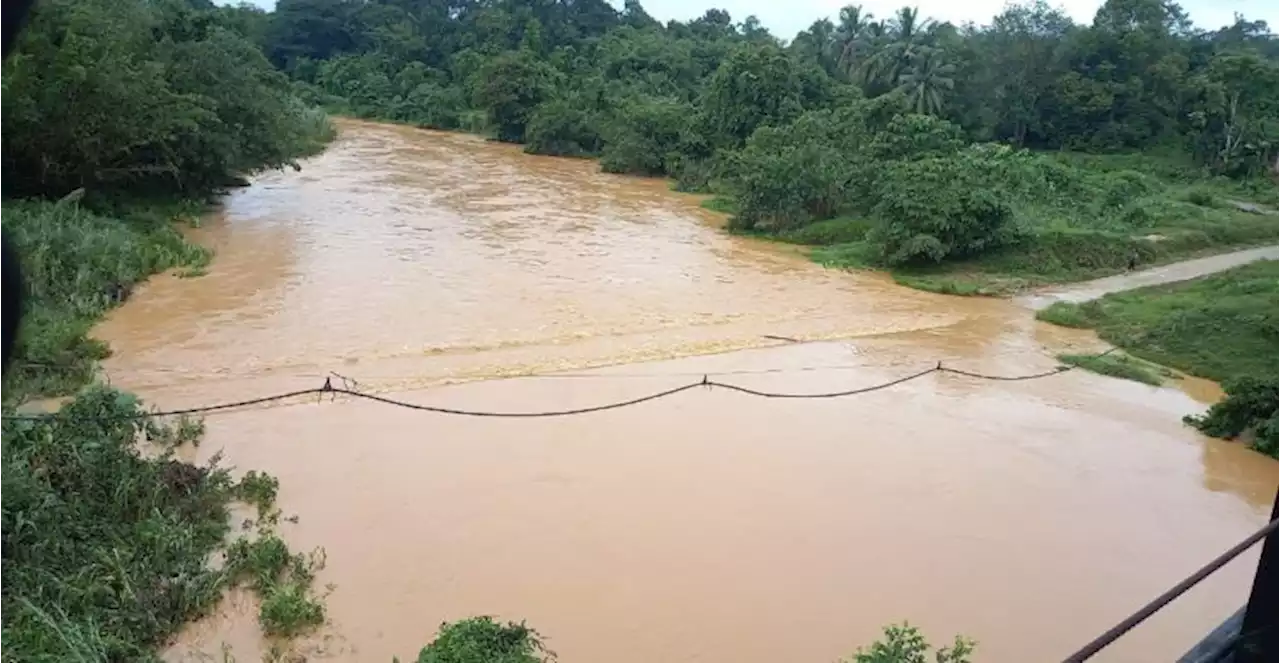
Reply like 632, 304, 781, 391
1, 0, 335, 659
397, 619, 972, 663
0, 387, 327, 660
2, 200, 210, 398
2, 0, 334, 402
255, 0, 1276, 291
1037, 260, 1278, 456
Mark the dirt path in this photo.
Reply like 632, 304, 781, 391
1017, 245, 1279, 310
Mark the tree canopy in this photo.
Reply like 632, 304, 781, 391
257, 0, 1275, 177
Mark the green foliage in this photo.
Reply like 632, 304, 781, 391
524, 98, 602, 157
1, 201, 210, 400
2, 0, 332, 199
473, 51, 557, 143
1184, 377, 1279, 457
413, 617, 552, 663
0, 387, 321, 660
846, 623, 975, 663
722, 100, 892, 232
812, 241, 880, 269
700, 196, 738, 215
1057, 353, 1168, 386
868, 151, 1016, 265
727, 108, 855, 231
599, 97, 692, 176
700, 44, 808, 148
225, 535, 326, 637
868, 112, 964, 161
781, 217, 874, 245
1036, 302, 1095, 328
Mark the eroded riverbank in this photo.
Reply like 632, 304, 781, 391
93, 120, 1276, 662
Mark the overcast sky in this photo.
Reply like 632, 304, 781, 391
228, 1, 1278, 41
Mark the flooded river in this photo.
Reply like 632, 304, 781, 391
95, 120, 1276, 662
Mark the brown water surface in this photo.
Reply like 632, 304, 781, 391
94, 119, 1277, 663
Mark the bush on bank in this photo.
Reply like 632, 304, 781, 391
0, 387, 326, 661
1, 200, 210, 400
1185, 377, 1279, 458
402, 619, 974, 663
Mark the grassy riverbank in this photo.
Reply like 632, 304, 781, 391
1037, 260, 1277, 381
0, 1, 341, 658
1055, 353, 1172, 386
1037, 260, 1278, 456
1, 200, 212, 400
713, 150, 1278, 296
1, 390, 329, 660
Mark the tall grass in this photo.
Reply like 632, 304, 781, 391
1056, 352, 1169, 386
1, 200, 210, 399
1, 386, 326, 661
1035, 261, 1278, 382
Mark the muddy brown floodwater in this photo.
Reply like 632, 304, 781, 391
95, 119, 1277, 663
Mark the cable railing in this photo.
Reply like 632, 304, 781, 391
2, 349, 1273, 662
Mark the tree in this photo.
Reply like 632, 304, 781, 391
859, 6, 932, 91
599, 97, 691, 176
848, 623, 975, 663
525, 97, 603, 156
834, 5, 876, 81
264, 0, 360, 69
896, 47, 955, 115
472, 50, 557, 142
982, 1, 1075, 145
414, 617, 550, 663
2, 0, 329, 199
868, 149, 1017, 265
1185, 52, 1278, 175
699, 44, 806, 147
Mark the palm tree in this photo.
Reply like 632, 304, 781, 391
834, 5, 874, 75
896, 46, 955, 115
862, 7, 935, 90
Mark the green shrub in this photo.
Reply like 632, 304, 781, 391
599, 97, 690, 176
868, 152, 1016, 265
400, 83, 468, 130
700, 196, 738, 215
1, 201, 210, 400
524, 99, 603, 157
413, 617, 552, 663
812, 241, 879, 269
846, 623, 975, 663
2, 388, 272, 660
1184, 376, 1279, 458
1182, 187, 1220, 207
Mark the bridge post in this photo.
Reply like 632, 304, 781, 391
1238, 494, 1277, 663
